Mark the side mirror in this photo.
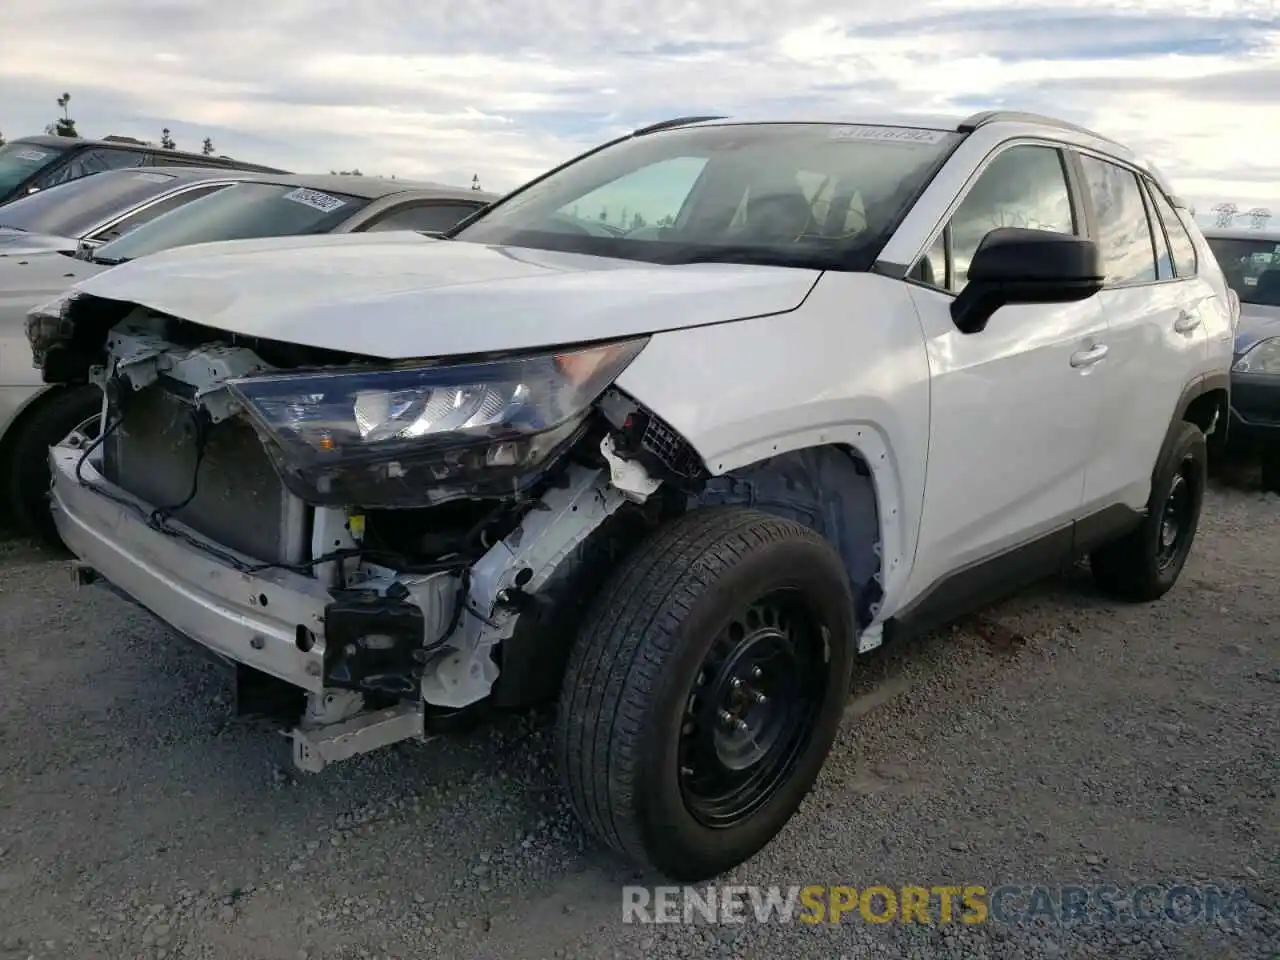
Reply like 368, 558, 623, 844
950, 227, 1105, 334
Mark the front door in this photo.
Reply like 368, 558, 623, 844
902, 143, 1110, 601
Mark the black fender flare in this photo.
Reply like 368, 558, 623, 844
1158, 370, 1228, 476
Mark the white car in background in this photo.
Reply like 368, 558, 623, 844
29, 110, 1232, 881
1, 174, 495, 538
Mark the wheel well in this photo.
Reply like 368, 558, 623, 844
686, 444, 884, 626
489, 438, 885, 709
1183, 388, 1226, 438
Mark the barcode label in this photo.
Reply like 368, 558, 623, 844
282, 188, 347, 213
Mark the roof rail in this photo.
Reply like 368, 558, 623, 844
957, 110, 1121, 145
632, 115, 727, 136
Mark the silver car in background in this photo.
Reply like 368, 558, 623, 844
0, 166, 266, 258
1, 173, 497, 540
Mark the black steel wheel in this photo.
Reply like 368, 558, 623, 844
678, 593, 826, 829
1092, 420, 1206, 602
556, 506, 856, 881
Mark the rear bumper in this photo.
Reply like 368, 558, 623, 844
49, 441, 330, 692
1227, 371, 1280, 452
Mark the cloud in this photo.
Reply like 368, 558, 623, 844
1, 0, 1277, 218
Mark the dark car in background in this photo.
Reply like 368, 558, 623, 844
1203, 227, 1280, 490
1, 173, 498, 540
0, 166, 273, 257
0, 135, 287, 206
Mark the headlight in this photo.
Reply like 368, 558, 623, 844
25, 290, 82, 366
227, 337, 648, 508
1233, 336, 1280, 375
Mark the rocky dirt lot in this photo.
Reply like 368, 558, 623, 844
0, 470, 1277, 960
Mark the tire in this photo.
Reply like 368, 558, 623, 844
2, 386, 101, 545
555, 506, 856, 881
1090, 420, 1206, 602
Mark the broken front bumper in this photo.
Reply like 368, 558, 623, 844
49, 440, 331, 693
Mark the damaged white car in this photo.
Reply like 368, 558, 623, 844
27, 111, 1233, 881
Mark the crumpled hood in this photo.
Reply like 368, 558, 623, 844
1236, 302, 1280, 356
69, 232, 821, 358
0, 229, 80, 257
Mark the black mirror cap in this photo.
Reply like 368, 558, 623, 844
951, 228, 1106, 334
968, 227, 1104, 285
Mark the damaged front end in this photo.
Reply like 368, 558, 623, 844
30, 291, 689, 772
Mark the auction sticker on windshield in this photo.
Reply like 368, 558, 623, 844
830, 126, 948, 144
15, 150, 50, 162
282, 188, 347, 213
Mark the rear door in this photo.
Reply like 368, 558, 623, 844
1072, 152, 1209, 514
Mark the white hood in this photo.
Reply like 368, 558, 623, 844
69, 232, 821, 358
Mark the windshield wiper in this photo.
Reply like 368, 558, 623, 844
90, 254, 129, 265
0, 225, 27, 233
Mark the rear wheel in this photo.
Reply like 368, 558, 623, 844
3, 386, 102, 546
555, 507, 855, 881
1091, 420, 1206, 602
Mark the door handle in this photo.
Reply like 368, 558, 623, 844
1070, 344, 1109, 368
1174, 310, 1201, 334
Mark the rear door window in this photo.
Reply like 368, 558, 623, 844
1077, 155, 1160, 285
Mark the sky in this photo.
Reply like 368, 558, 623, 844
2, 0, 1278, 227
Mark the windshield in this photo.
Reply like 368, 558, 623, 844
451, 122, 962, 270
0, 170, 182, 239
93, 181, 370, 263
1206, 236, 1280, 307
0, 141, 71, 198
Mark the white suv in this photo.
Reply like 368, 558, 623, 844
27, 110, 1233, 881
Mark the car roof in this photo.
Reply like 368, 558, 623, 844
10, 135, 288, 172
226, 172, 499, 202
1201, 226, 1280, 242
642, 110, 1177, 205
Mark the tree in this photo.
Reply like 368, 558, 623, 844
160, 128, 176, 150
0, 129, 5, 147
1247, 207, 1273, 231
330, 168, 364, 176
471, 174, 483, 191
1212, 202, 1238, 229
201, 137, 215, 157
46, 92, 78, 138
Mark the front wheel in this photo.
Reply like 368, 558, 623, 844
1091, 420, 1206, 602
555, 507, 855, 881
3, 386, 102, 546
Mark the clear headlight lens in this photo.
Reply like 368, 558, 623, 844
1233, 336, 1280, 375
226, 337, 648, 507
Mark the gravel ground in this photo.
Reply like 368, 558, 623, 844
0, 468, 1276, 960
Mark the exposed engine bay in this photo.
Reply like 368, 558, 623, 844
29, 292, 883, 773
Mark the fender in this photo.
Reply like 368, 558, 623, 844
612, 271, 935, 619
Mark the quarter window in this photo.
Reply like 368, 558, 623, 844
1078, 155, 1159, 285
1146, 184, 1198, 278
947, 145, 1076, 292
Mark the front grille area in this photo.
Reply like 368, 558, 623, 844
103, 383, 309, 565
